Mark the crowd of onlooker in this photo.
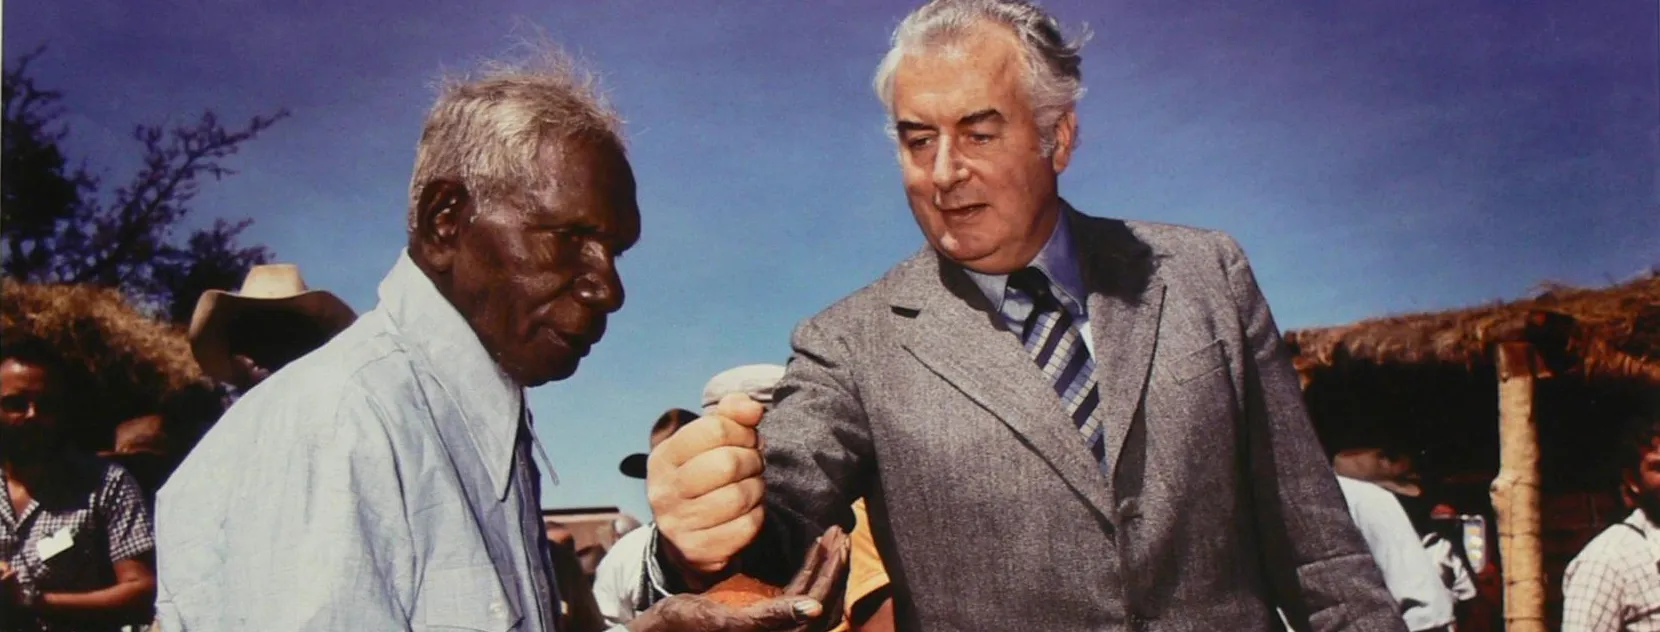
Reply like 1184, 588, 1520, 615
1, 263, 353, 632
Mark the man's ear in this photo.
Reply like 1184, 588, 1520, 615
1049, 108, 1078, 174
412, 179, 471, 272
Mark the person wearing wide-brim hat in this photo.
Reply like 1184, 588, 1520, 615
187, 263, 357, 392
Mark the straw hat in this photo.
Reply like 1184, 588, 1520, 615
188, 264, 356, 383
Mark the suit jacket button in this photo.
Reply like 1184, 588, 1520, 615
1118, 498, 1142, 523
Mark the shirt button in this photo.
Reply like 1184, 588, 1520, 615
489, 601, 506, 619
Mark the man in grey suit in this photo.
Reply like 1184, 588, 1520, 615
640, 1, 1407, 630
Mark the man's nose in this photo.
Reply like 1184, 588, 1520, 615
573, 275, 623, 312
573, 266, 625, 314
573, 240, 626, 313
930, 138, 967, 191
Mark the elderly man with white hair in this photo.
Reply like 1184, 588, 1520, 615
639, 1, 1404, 630
152, 49, 844, 632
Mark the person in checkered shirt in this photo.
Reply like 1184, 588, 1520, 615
1562, 410, 1660, 632
0, 336, 157, 632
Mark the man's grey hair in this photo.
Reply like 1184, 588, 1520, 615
407, 46, 625, 231
873, 0, 1089, 156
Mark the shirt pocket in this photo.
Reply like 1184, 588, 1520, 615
419, 565, 523, 631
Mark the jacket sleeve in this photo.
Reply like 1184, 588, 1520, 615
737, 314, 874, 585
1220, 235, 1409, 632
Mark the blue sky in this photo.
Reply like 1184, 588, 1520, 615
8, 0, 1656, 521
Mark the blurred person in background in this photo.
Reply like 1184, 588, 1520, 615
186, 263, 356, 403
1562, 410, 1660, 632
1, 336, 156, 632
1334, 476, 1458, 632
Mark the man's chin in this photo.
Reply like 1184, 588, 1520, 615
939, 244, 1024, 275
933, 234, 993, 266
512, 356, 581, 388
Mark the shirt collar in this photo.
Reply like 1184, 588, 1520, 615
963, 199, 1089, 319
1628, 507, 1660, 567
0, 451, 101, 527
1630, 506, 1660, 535
378, 249, 523, 500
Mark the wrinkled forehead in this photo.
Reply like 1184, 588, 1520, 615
907, 19, 1026, 71
515, 135, 641, 231
535, 132, 634, 189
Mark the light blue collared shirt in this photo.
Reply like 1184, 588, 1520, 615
962, 202, 1095, 356
155, 251, 579, 631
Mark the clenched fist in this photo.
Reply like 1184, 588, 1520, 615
647, 393, 768, 576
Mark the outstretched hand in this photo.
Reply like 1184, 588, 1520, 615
627, 525, 851, 632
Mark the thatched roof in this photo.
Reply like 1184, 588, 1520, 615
1287, 274, 1660, 385
1289, 275, 1658, 490
2, 279, 215, 449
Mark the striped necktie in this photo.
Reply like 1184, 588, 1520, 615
1005, 267, 1107, 468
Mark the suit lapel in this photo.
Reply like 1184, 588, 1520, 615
1072, 211, 1165, 499
890, 248, 1118, 525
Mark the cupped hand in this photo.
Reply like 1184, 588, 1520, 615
628, 524, 852, 632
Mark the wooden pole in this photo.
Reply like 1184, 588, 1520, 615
1491, 341, 1547, 632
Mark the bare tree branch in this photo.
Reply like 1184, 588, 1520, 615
2, 46, 280, 322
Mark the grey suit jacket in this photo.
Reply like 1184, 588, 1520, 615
733, 210, 1405, 632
